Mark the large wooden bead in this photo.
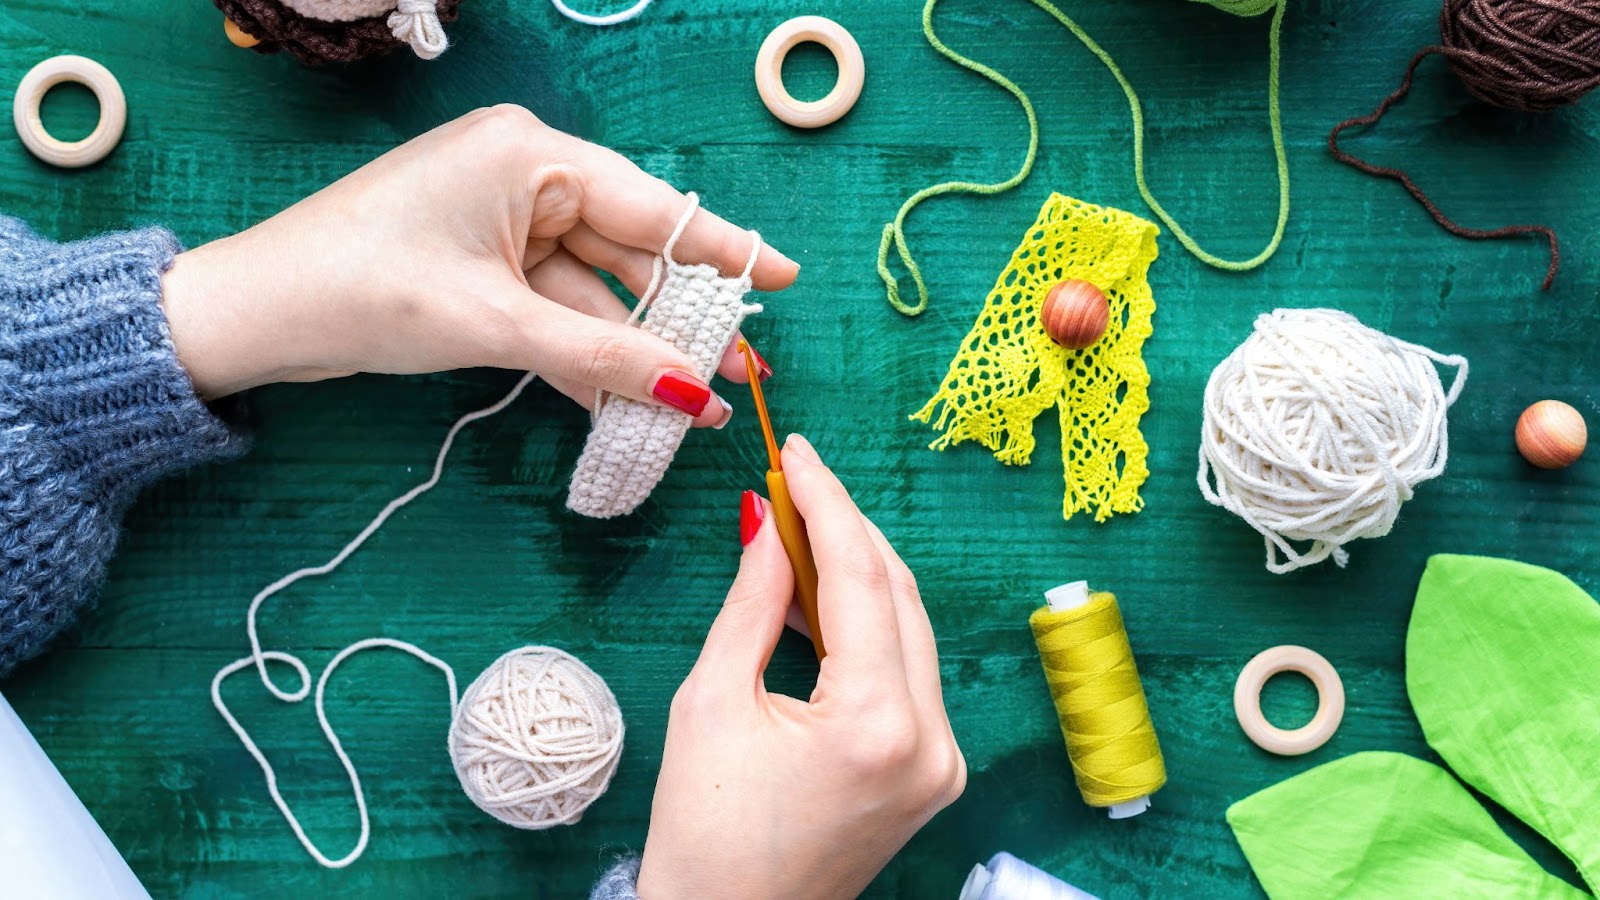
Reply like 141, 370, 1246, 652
1041, 279, 1109, 350
1516, 400, 1587, 469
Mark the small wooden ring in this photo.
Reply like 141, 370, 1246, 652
754, 16, 865, 129
1233, 645, 1345, 756
12, 56, 127, 169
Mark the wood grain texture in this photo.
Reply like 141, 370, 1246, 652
3, 0, 1597, 895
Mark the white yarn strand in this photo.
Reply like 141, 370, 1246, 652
244, 372, 537, 702
215, 374, 534, 868
550, 0, 654, 27
1197, 309, 1468, 574
211, 639, 458, 869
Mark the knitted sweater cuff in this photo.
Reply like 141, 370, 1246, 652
589, 857, 641, 900
0, 216, 248, 505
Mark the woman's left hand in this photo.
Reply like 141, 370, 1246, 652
160, 105, 797, 427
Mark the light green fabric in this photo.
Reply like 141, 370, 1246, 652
1229, 555, 1600, 898
1409, 554, 1600, 887
1228, 751, 1588, 899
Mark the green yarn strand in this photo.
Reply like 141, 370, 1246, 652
1141, 0, 1289, 271
1206, 0, 1278, 15
880, 0, 1041, 317
881, 0, 1292, 317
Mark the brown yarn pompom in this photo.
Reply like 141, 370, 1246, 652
215, 0, 463, 65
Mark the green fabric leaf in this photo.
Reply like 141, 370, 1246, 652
1409, 554, 1600, 888
1228, 751, 1588, 899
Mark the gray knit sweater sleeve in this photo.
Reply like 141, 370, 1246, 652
590, 857, 641, 899
0, 215, 248, 677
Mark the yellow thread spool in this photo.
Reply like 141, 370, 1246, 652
1029, 581, 1166, 817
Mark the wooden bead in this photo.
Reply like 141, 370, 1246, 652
1041, 279, 1109, 350
1516, 400, 1587, 469
224, 17, 261, 49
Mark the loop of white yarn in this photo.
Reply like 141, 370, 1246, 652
1197, 309, 1468, 574
213, 373, 624, 865
550, 0, 654, 27
389, 0, 448, 59
448, 646, 625, 829
212, 639, 458, 869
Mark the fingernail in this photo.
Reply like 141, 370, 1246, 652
784, 433, 820, 464
712, 396, 733, 430
739, 490, 765, 546
750, 345, 774, 382
652, 371, 711, 416
769, 245, 800, 272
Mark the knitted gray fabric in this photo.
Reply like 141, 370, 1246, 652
589, 857, 641, 900
0, 215, 248, 677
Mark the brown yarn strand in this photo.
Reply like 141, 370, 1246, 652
1329, 48, 1561, 290
215, 0, 464, 65
1329, 0, 1600, 291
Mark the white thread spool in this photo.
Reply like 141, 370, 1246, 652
0, 694, 150, 898
12, 56, 126, 168
960, 852, 1101, 900
1197, 309, 1468, 574
448, 646, 625, 828
1043, 580, 1150, 819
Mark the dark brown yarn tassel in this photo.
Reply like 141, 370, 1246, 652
1329, 47, 1561, 291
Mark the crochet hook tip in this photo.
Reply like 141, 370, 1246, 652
739, 341, 783, 472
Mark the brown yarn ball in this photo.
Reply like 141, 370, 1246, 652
215, 0, 463, 65
1438, 0, 1600, 112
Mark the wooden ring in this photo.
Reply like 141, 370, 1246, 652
754, 16, 864, 129
1233, 645, 1345, 756
12, 56, 127, 169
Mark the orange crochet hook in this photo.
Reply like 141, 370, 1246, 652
739, 341, 825, 660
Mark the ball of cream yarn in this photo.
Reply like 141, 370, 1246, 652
1197, 309, 1468, 574
448, 646, 624, 829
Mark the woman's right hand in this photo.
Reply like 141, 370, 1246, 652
635, 434, 966, 899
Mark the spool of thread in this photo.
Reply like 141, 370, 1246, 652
1197, 309, 1468, 574
449, 646, 625, 829
1029, 581, 1166, 818
960, 852, 1101, 900
1329, 0, 1600, 289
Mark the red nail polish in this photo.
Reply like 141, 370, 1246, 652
739, 490, 764, 546
750, 346, 774, 382
653, 371, 711, 416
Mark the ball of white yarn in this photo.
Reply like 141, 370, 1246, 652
1197, 309, 1468, 574
448, 646, 624, 829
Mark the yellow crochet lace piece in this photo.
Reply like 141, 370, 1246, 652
912, 194, 1159, 522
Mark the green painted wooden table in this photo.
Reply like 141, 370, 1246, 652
4, 0, 1597, 896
